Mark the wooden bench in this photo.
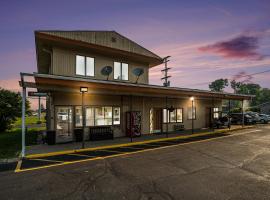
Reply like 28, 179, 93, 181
174, 124, 185, 131
89, 126, 114, 141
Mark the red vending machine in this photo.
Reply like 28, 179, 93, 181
126, 111, 142, 137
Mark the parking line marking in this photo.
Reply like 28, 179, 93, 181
14, 160, 22, 172
26, 126, 253, 159
68, 153, 95, 158
16, 127, 261, 173
31, 158, 63, 163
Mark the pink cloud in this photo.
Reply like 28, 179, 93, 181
198, 35, 265, 60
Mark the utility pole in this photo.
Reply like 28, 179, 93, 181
161, 56, 171, 87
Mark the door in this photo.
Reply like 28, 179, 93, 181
205, 107, 212, 128
150, 108, 162, 133
55, 106, 73, 143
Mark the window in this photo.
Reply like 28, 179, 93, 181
114, 62, 128, 80
163, 108, 183, 123
76, 55, 94, 76
176, 108, 183, 123
170, 110, 176, 123
213, 107, 219, 119
75, 106, 82, 127
86, 107, 94, 126
188, 107, 196, 120
75, 106, 120, 127
113, 107, 120, 125
163, 109, 169, 123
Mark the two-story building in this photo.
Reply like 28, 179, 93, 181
21, 31, 252, 144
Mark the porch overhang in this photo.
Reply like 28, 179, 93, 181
32, 73, 253, 100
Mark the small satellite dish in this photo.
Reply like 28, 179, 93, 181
132, 68, 144, 83
101, 66, 112, 80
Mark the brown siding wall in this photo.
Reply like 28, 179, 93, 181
49, 93, 222, 139
52, 47, 149, 84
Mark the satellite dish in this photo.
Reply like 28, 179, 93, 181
101, 66, 112, 80
132, 68, 144, 83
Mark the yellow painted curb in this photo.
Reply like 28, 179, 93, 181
25, 126, 253, 159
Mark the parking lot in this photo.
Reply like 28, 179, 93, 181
0, 125, 270, 200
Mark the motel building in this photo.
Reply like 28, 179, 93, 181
20, 31, 252, 152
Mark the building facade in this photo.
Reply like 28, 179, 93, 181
23, 31, 252, 143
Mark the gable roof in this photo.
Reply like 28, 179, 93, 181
35, 30, 163, 62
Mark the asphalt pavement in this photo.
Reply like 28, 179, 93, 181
0, 125, 270, 200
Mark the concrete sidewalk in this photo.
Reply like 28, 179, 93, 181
25, 125, 246, 156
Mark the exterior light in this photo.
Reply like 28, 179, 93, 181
80, 87, 88, 93
190, 96, 194, 101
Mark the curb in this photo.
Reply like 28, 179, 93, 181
25, 126, 254, 159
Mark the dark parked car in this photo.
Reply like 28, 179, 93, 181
246, 112, 260, 124
230, 113, 253, 125
258, 114, 270, 124
213, 116, 230, 128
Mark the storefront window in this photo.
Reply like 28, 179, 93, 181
170, 110, 176, 122
104, 107, 112, 125
86, 107, 95, 126
163, 109, 169, 123
213, 107, 219, 119
188, 107, 196, 120
113, 107, 120, 125
176, 108, 183, 123
75, 106, 82, 127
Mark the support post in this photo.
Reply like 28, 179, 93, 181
242, 99, 244, 127
82, 92, 85, 149
166, 96, 168, 138
228, 99, 231, 129
38, 96, 41, 122
130, 95, 133, 142
21, 86, 26, 158
191, 98, 194, 134
212, 97, 215, 132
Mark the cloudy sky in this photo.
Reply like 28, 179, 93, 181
0, 0, 269, 108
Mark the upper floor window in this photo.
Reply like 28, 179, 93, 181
76, 55, 95, 76
114, 62, 128, 80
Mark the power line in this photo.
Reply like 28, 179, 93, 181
185, 69, 270, 87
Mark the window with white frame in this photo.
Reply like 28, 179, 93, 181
188, 107, 196, 120
213, 107, 219, 119
163, 108, 183, 123
75, 106, 82, 127
76, 55, 95, 76
75, 106, 121, 127
114, 62, 128, 80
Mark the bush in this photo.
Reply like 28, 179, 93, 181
0, 88, 30, 132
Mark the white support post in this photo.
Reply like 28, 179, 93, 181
21, 86, 26, 158
38, 96, 41, 122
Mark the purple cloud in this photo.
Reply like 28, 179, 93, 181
198, 35, 264, 60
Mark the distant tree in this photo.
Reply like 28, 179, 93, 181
230, 80, 242, 94
40, 103, 46, 112
0, 88, 30, 132
209, 79, 228, 92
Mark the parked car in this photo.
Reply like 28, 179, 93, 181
230, 113, 253, 125
258, 114, 270, 124
246, 112, 261, 124
213, 115, 230, 128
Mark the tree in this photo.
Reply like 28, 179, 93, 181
230, 80, 242, 94
209, 79, 228, 92
0, 88, 30, 132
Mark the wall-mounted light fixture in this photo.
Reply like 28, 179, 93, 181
80, 87, 88, 93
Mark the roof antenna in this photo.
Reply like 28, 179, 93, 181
161, 56, 171, 87
101, 66, 113, 80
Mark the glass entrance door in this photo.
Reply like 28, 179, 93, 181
55, 106, 73, 143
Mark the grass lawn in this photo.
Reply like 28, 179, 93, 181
13, 113, 46, 127
0, 127, 45, 159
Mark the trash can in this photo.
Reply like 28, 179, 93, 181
46, 130, 56, 145
74, 129, 83, 142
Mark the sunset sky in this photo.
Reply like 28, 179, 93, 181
0, 0, 270, 108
